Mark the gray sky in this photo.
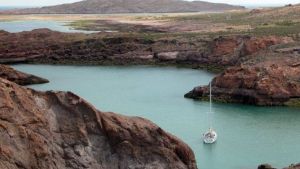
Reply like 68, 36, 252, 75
0, 0, 299, 7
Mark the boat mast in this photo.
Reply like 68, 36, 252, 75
209, 82, 212, 129
210, 82, 212, 113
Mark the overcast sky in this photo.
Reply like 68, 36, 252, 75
0, 0, 299, 7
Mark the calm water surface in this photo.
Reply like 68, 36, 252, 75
13, 64, 300, 169
0, 20, 98, 33
0, 6, 34, 11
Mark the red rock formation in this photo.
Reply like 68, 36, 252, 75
0, 77, 197, 169
0, 29, 183, 64
185, 52, 300, 106
0, 30, 291, 70
0, 64, 49, 85
207, 36, 293, 66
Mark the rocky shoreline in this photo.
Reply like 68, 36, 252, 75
0, 64, 299, 169
2, 29, 300, 106
1, 28, 300, 168
259, 163, 300, 169
0, 64, 49, 85
0, 29, 290, 68
185, 47, 300, 106
0, 70, 197, 169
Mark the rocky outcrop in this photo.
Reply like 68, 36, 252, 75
0, 29, 196, 65
0, 64, 49, 85
283, 163, 300, 169
0, 30, 291, 71
258, 163, 300, 169
185, 52, 300, 106
0, 77, 197, 169
1, 29, 297, 106
184, 36, 300, 106
258, 164, 276, 169
204, 36, 293, 66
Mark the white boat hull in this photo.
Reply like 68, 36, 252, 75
203, 129, 217, 144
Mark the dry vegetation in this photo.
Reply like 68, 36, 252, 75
1, 4, 300, 41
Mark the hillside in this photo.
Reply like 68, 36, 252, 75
3, 0, 244, 14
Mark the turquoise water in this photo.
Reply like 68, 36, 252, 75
0, 6, 35, 11
13, 64, 300, 169
0, 20, 98, 33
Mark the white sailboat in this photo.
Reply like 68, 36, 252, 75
203, 82, 218, 144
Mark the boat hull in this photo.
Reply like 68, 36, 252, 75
203, 130, 217, 144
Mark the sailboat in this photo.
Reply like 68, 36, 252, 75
203, 82, 218, 144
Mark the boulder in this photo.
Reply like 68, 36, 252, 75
157, 52, 179, 61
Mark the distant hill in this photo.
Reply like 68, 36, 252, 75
3, 0, 245, 14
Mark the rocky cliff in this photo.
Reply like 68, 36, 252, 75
185, 50, 300, 106
2, 0, 244, 14
0, 77, 197, 169
204, 36, 293, 66
0, 64, 49, 85
0, 29, 291, 70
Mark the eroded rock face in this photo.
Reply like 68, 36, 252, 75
0, 30, 291, 70
0, 29, 197, 65
0, 78, 197, 169
205, 36, 293, 66
0, 64, 49, 85
185, 52, 300, 106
